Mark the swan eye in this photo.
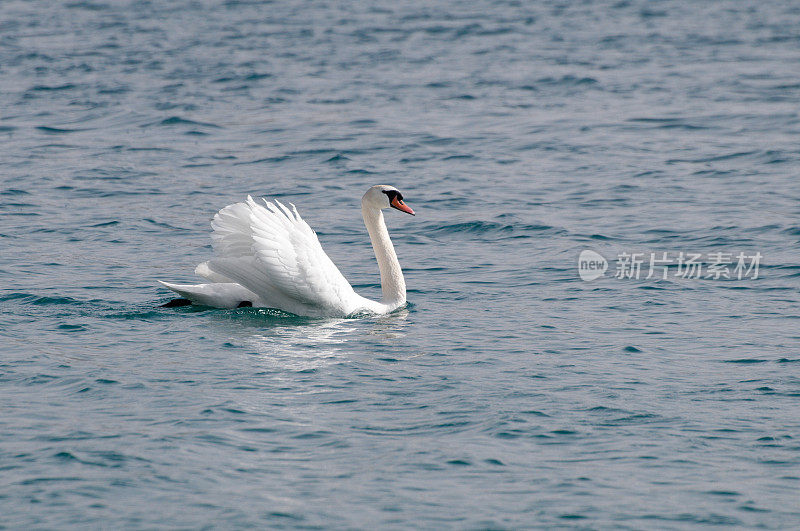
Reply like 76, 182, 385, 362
382, 190, 403, 202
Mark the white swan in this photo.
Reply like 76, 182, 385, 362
158, 185, 415, 317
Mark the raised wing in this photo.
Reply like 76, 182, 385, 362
202, 196, 358, 316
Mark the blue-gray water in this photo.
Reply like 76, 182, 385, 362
2, 0, 800, 528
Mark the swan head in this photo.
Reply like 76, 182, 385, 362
362, 185, 415, 215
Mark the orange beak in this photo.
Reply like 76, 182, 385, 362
391, 196, 415, 215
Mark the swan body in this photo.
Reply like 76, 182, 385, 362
159, 185, 415, 317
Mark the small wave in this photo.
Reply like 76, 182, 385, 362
109, 309, 167, 320
57, 324, 88, 332
212, 72, 272, 83
427, 221, 512, 235
667, 150, 759, 164
155, 116, 221, 128
234, 155, 291, 165
423, 221, 560, 239
626, 117, 710, 130
66, 1, 109, 11
143, 218, 191, 231
36, 126, 87, 134
0, 292, 37, 303
29, 83, 77, 92
535, 75, 599, 86
0, 293, 84, 306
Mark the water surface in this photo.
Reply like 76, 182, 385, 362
2, 0, 800, 527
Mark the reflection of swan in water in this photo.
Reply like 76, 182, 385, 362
367, 307, 411, 340
364, 308, 423, 360
159, 185, 415, 317
242, 320, 356, 371
223, 309, 414, 371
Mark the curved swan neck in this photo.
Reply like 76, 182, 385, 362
362, 205, 406, 305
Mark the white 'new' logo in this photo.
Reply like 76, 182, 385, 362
578, 250, 607, 281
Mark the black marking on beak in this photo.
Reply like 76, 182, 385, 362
382, 190, 403, 202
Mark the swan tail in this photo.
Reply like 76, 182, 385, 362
157, 280, 258, 309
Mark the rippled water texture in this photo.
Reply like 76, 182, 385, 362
2, 0, 800, 527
